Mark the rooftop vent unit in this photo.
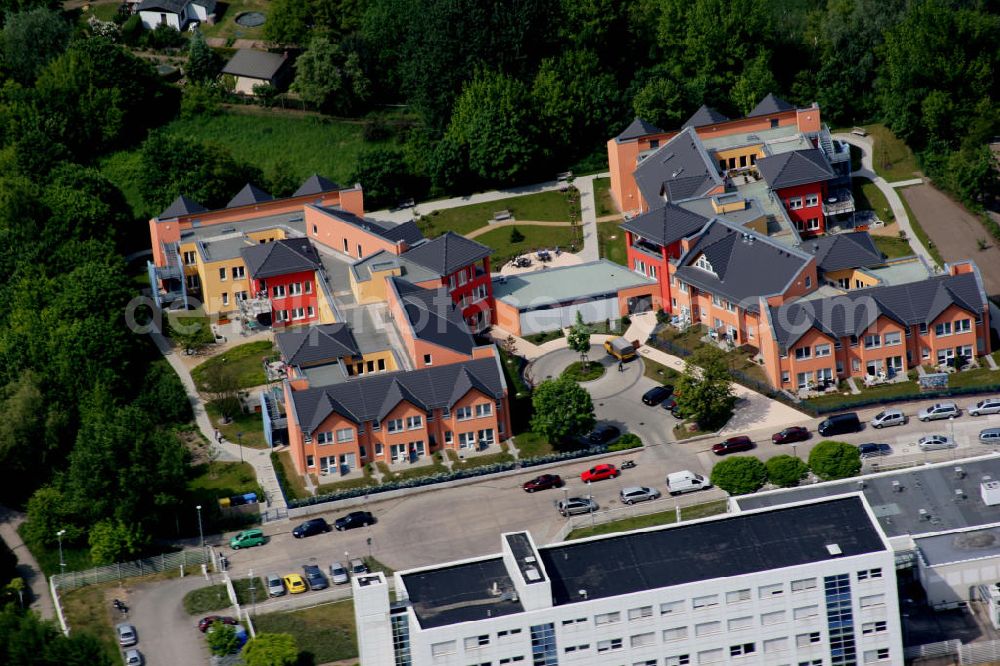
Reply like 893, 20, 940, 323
982, 480, 1000, 506
525, 568, 541, 582
955, 489, 966, 500
919, 509, 930, 521
578, 589, 588, 600
221, 227, 236, 234
826, 544, 842, 556
955, 467, 965, 479
490, 581, 500, 597
857, 480, 865, 490
892, 481, 902, 493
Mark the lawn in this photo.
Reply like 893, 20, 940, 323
862, 123, 921, 182
561, 361, 605, 382
182, 577, 263, 615
598, 220, 627, 266
567, 500, 727, 540
418, 190, 582, 238
852, 177, 893, 223
447, 445, 516, 470
60, 582, 121, 665
587, 317, 629, 336
523, 329, 564, 345
187, 461, 262, 532
872, 235, 915, 259
314, 465, 379, 495
382, 458, 449, 482
166, 305, 216, 346
253, 600, 358, 664
512, 431, 553, 458
593, 177, 616, 217
899, 187, 945, 266
642, 357, 683, 385
804, 380, 921, 410
274, 450, 309, 500
475, 225, 578, 266
18, 524, 92, 577
191, 340, 274, 390
198, 0, 269, 41
205, 400, 269, 448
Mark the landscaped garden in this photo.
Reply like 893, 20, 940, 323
183, 577, 264, 615
803, 365, 1000, 411
561, 361, 605, 382
205, 401, 269, 448
852, 177, 893, 223
872, 234, 915, 259
474, 224, 577, 265
417, 189, 582, 237
598, 220, 627, 266
593, 177, 616, 217
191, 340, 274, 391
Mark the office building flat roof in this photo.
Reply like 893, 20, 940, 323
735, 457, 1000, 539
492, 260, 656, 309
701, 124, 799, 153
917, 526, 1000, 567
402, 557, 524, 629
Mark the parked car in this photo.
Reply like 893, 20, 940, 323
969, 398, 1000, 416
659, 396, 684, 419
335, 511, 375, 531
666, 471, 712, 496
282, 573, 307, 594
117, 623, 138, 647
604, 337, 636, 361
303, 564, 328, 591
230, 528, 266, 550
642, 385, 673, 406
587, 424, 621, 445
197, 616, 237, 633
817, 412, 861, 436
558, 497, 599, 516
265, 573, 285, 598
870, 409, 906, 429
918, 434, 957, 451
918, 402, 960, 422
581, 463, 620, 482
329, 561, 349, 585
124, 649, 144, 666
712, 435, 754, 456
979, 428, 1000, 444
350, 558, 369, 575
523, 474, 563, 492
771, 426, 809, 444
292, 518, 331, 538
857, 443, 893, 459
620, 486, 661, 505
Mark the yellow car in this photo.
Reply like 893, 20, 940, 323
282, 573, 307, 594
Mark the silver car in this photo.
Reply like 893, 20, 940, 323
970, 398, 1000, 416
124, 649, 144, 666
918, 402, 960, 421
980, 428, 1000, 444
918, 434, 957, 451
557, 497, 598, 516
116, 623, 137, 648
619, 486, 661, 505
266, 573, 285, 597
330, 561, 349, 585
871, 409, 905, 429
350, 558, 369, 575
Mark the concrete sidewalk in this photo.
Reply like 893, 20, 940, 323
0, 505, 54, 619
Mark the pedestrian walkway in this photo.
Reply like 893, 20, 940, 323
0, 505, 53, 620
833, 133, 935, 267
887, 178, 924, 188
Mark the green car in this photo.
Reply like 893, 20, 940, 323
229, 529, 266, 550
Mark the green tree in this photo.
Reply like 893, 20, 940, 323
348, 148, 415, 210
674, 346, 736, 430
509, 227, 525, 243
0, 603, 113, 666
0, 537, 17, 588
186, 30, 221, 84
292, 34, 369, 113
631, 77, 685, 130
445, 70, 539, 183
808, 440, 861, 481
566, 312, 591, 367
765, 455, 808, 488
243, 633, 299, 666
207, 621, 241, 656
0, 7, 70, 84
200, 364, 242, 420
22, 486, 81, 547
530, 376, 595, 445
730, 50, 778, 117
265, 0, 366, 44
710, 456, 767, 495
88, 519, 148, 565
531, 49, 620, 150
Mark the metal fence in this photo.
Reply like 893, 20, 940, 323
51, 548, 212, 592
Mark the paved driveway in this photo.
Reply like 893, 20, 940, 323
124, 574, 212, 666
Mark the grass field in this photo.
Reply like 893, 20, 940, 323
314, 465, 379, 495
872, 235, 915, 259
852, 177, 893, 223
188, 461, 259, 503
182, 577, 263, 615
862, 123, 921, 182
198, 0, 269, 41
275, 450, 309, 500
561, 361, 605, 382
418, 190, 582, 238
447, 445, 516, 469
899, 187, 945, 266
642, 357, 683, 385
253, 600, 358, 664
598, 221, 627, 266
512, 431, 553, 458
473, 225, 577, 265
593, 177, 616, 217
567, 500, 727, 539
205, 400, 269, 448
61, 583, 121, 664
191, 340, 274, 390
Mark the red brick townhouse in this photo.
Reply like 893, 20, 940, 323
284, 356, 511, 474
758, 262, 992, 391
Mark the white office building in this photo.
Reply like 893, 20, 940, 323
354, 495, 903, 666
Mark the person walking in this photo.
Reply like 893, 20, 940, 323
618, 360, 624, 373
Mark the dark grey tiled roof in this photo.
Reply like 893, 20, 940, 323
293, 174, 341, 197
615, 117, 664, 142
808, 232, 884, 273
290, 357, 505, 430
276, 324, 361, 368
318, 207, 425, 246
540, 496, 884, 606
402, 232, 491, 276
633, 127, 723, 209
674, 219, 811, 312
159, 195, 207, 219
683, 105, 730, 128
222, 49, 287, 80
757, 148, 834, 190
747, 93, 795, 117
620, 202, 709, 248
241, 238, 321, 279
227, 183, 274, 208
137, 0, 187, 12
769, 272, 985, 349
391, 278, 474, 355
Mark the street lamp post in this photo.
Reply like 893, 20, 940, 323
196, 505, 204, 548
57, 529, 66, 573
237, 431, 244, 464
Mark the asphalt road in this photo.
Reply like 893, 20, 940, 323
123, 574, 212, 666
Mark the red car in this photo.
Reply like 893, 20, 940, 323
771, 426, 810, 445
523, 474, 564, 492
712, 436, 754, 456
198, 616, 238, 633
581, 464, 620, 482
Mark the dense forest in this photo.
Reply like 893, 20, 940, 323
0, 0, 993, 647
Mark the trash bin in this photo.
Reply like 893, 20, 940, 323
218, 497, 231, 508
229, 495, 246, 507
242, 492, 258, 504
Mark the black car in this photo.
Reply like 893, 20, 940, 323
292, 518, 331, 538
302, 564, 329, 590
641, 385, 673, 406
334, 511, 375, 531
857, 442, 892, 458
587, 424, 621, 445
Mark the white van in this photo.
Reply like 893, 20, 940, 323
666, 470, 712, 496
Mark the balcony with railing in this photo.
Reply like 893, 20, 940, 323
240, 292, 272, 317
630, 236, 664, 259
822, 188, 855, 217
